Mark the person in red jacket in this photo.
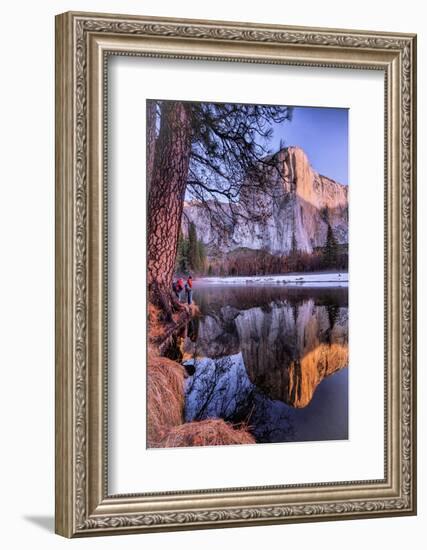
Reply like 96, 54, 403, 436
173, 277, 184, 301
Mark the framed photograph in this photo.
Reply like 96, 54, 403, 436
55, 11, 417, 537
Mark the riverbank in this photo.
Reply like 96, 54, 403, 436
196, 271, 348, 287
147, 303, 255, 448
147, 351, 255, 448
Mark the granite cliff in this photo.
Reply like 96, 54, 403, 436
183, 146, 348, 256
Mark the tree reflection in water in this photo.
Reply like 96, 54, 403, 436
184, 354, 296, 443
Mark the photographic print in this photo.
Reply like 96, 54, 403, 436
147, 100, 349, 449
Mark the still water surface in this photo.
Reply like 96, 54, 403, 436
182, 284, 348, 444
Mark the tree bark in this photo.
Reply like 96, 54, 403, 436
147, 101, 192, 318
146, 101, 157, 190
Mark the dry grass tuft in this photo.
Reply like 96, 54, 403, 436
160, 419, 255, 448
147, 354, 186, 447
147, 303, 165, 341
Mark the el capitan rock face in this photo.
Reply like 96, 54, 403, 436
183, 146, 348, 255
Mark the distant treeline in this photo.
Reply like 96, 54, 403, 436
207, 246, 348, 276
176, 223, 348, 276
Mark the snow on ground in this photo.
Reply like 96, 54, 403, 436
196, 272, 348, 287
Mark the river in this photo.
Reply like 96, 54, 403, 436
180, 281, 348, 444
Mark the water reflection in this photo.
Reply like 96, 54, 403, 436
184, 353, 296, 443
237, 299, 348, 407
182, 284, 348, 443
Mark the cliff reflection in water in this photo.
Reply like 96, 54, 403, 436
237, 298, 348, 408
183, 285, 348, 443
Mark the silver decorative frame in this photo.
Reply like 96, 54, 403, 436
55, 11, 417, 537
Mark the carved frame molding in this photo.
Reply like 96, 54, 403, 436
55, 11, 416, 537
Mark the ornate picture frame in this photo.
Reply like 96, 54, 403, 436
55, 11, 417, 537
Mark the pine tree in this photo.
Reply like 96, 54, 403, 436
175, 230, 189, 273
196, 239, 206, 274
147, 102, 191, 316
323, 224, 338, 268
286, 230, 299, 272
188, 222, 199, 272
291, 230, 298, 256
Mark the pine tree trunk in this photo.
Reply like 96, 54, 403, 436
147, 101, 192, 318
146, 101, 157, 190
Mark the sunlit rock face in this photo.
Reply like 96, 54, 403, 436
234, 300, 348, 408
183, 146, 348, 255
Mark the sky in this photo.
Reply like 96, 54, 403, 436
269, 106, 348, 185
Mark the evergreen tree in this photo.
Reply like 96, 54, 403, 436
196, 239, 207, 274
323, 224, 338, 268
291, 230, 298, 256
175, 230, 189, 273
188, 222, 199, 272
286, 230, 299, 272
